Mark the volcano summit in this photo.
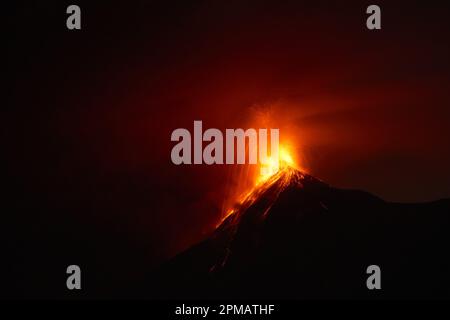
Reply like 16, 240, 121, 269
146, 166, 450, 299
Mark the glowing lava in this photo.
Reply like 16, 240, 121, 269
218, 145, 301, 227
258, 146, 296, 183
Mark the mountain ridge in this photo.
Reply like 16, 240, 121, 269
147, 167, 450, 299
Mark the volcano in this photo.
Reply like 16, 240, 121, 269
149, 166, 450, 299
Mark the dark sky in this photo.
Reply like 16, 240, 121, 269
5, 1, 450, 296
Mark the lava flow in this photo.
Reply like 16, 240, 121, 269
217, 145, 305, 230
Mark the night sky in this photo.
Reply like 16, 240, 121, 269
5, 1, 450, 297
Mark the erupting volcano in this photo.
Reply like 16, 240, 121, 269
146, 147, 450, 299
218, 146, 299, 226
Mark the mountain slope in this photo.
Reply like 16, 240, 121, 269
150, 167, 450, 299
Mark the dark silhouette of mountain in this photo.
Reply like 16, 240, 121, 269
149, 167, 450, 299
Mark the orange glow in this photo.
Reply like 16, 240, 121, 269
218, 142, 302, 228
218, 106, 308, 228
258, 145, 297, 183
216, 163, 304, 229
